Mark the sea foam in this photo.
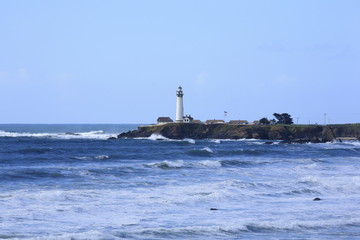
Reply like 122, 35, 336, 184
198, 160, 222, 168
147, 133, 169, 141
0, 130, 113, 140
2, 124, 360, 239
145, 160, 185, 169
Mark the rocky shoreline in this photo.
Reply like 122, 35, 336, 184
116, 123, 360, 143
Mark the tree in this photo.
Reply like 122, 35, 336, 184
273, 113, 293, 125
273, 113, 283, 123
259, 117, 270, 125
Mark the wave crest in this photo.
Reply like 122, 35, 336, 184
187, 147, 214, 157
147, 133, 169, 141
198, 160, 221, 167
145, 160, 185, 169
0, 130, 113, 140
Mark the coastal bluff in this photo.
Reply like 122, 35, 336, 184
117, 123, 360, 142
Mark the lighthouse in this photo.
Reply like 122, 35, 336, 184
176, 86, 184, 122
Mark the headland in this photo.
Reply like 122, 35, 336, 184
117, 87, 360, 143
117, 123, 360, 143
118, 123, 360, 143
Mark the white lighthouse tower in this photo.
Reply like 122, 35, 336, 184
176, 86, 184, 122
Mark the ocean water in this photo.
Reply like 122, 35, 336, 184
1, 124, 360, 239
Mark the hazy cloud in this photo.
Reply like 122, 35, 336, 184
305, 43, 354, 59
306, 43, 350, 53
0, 68, 29, 85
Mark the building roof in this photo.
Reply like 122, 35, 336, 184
229, 120, 248, 124
192, 120, 202, 123
205, 119, 225, 124
157, 117, 173, 123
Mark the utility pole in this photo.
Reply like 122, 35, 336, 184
324, 113, 327, 125
296, 117, 299, 124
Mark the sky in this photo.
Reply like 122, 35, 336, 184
0, 0, 359, 124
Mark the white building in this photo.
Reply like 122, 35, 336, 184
183, 115, 193, 123
176, 86, 184, 122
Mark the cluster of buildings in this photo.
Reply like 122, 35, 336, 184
156, 87, 260, 125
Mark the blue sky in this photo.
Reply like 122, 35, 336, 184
0, 0, 359, 124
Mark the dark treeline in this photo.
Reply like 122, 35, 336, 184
260, 113, 293, 125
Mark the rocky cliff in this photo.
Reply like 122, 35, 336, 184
117, 123, 360, 142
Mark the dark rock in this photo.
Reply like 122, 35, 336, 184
117, 123, 360, 142
294, 139, 311, 144
210, 208, 218, 211
264, 142, 273, 144
310, 137, 321, 143
313, 197, 321, 201
108, 137, 117, 140
280, 138, 320, 144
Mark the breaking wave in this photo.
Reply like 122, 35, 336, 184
72, 155, 110, 160
3, 124, 360, 240
197, 160, 222, 167
147, 133, 169, 141
144, 160, 225, 169
187, 147, 214, 156
143, 159, 263, 170
183, 138, 196, 144
0, 130, 114, 140
145, 160, 185, 169
144, 134, 196, 144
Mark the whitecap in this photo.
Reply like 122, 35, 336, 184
198, 160, 221, 168
342, 140, 360, 147
250, 141, 265, 145
183, 138, 196, 144
73, 156, 90, 160
202, 147, 214, 153
308, 141, 360, 150
148, 133, 169, 141
298, 176, 320, 185
0, 130, 53, 138
94, 155, 109, 160
146, 160, 185, 169
0, 130, 113, 140
220, 138, 258, 142
74, 155, 110, 160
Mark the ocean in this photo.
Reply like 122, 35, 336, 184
1, 124, 360, 239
